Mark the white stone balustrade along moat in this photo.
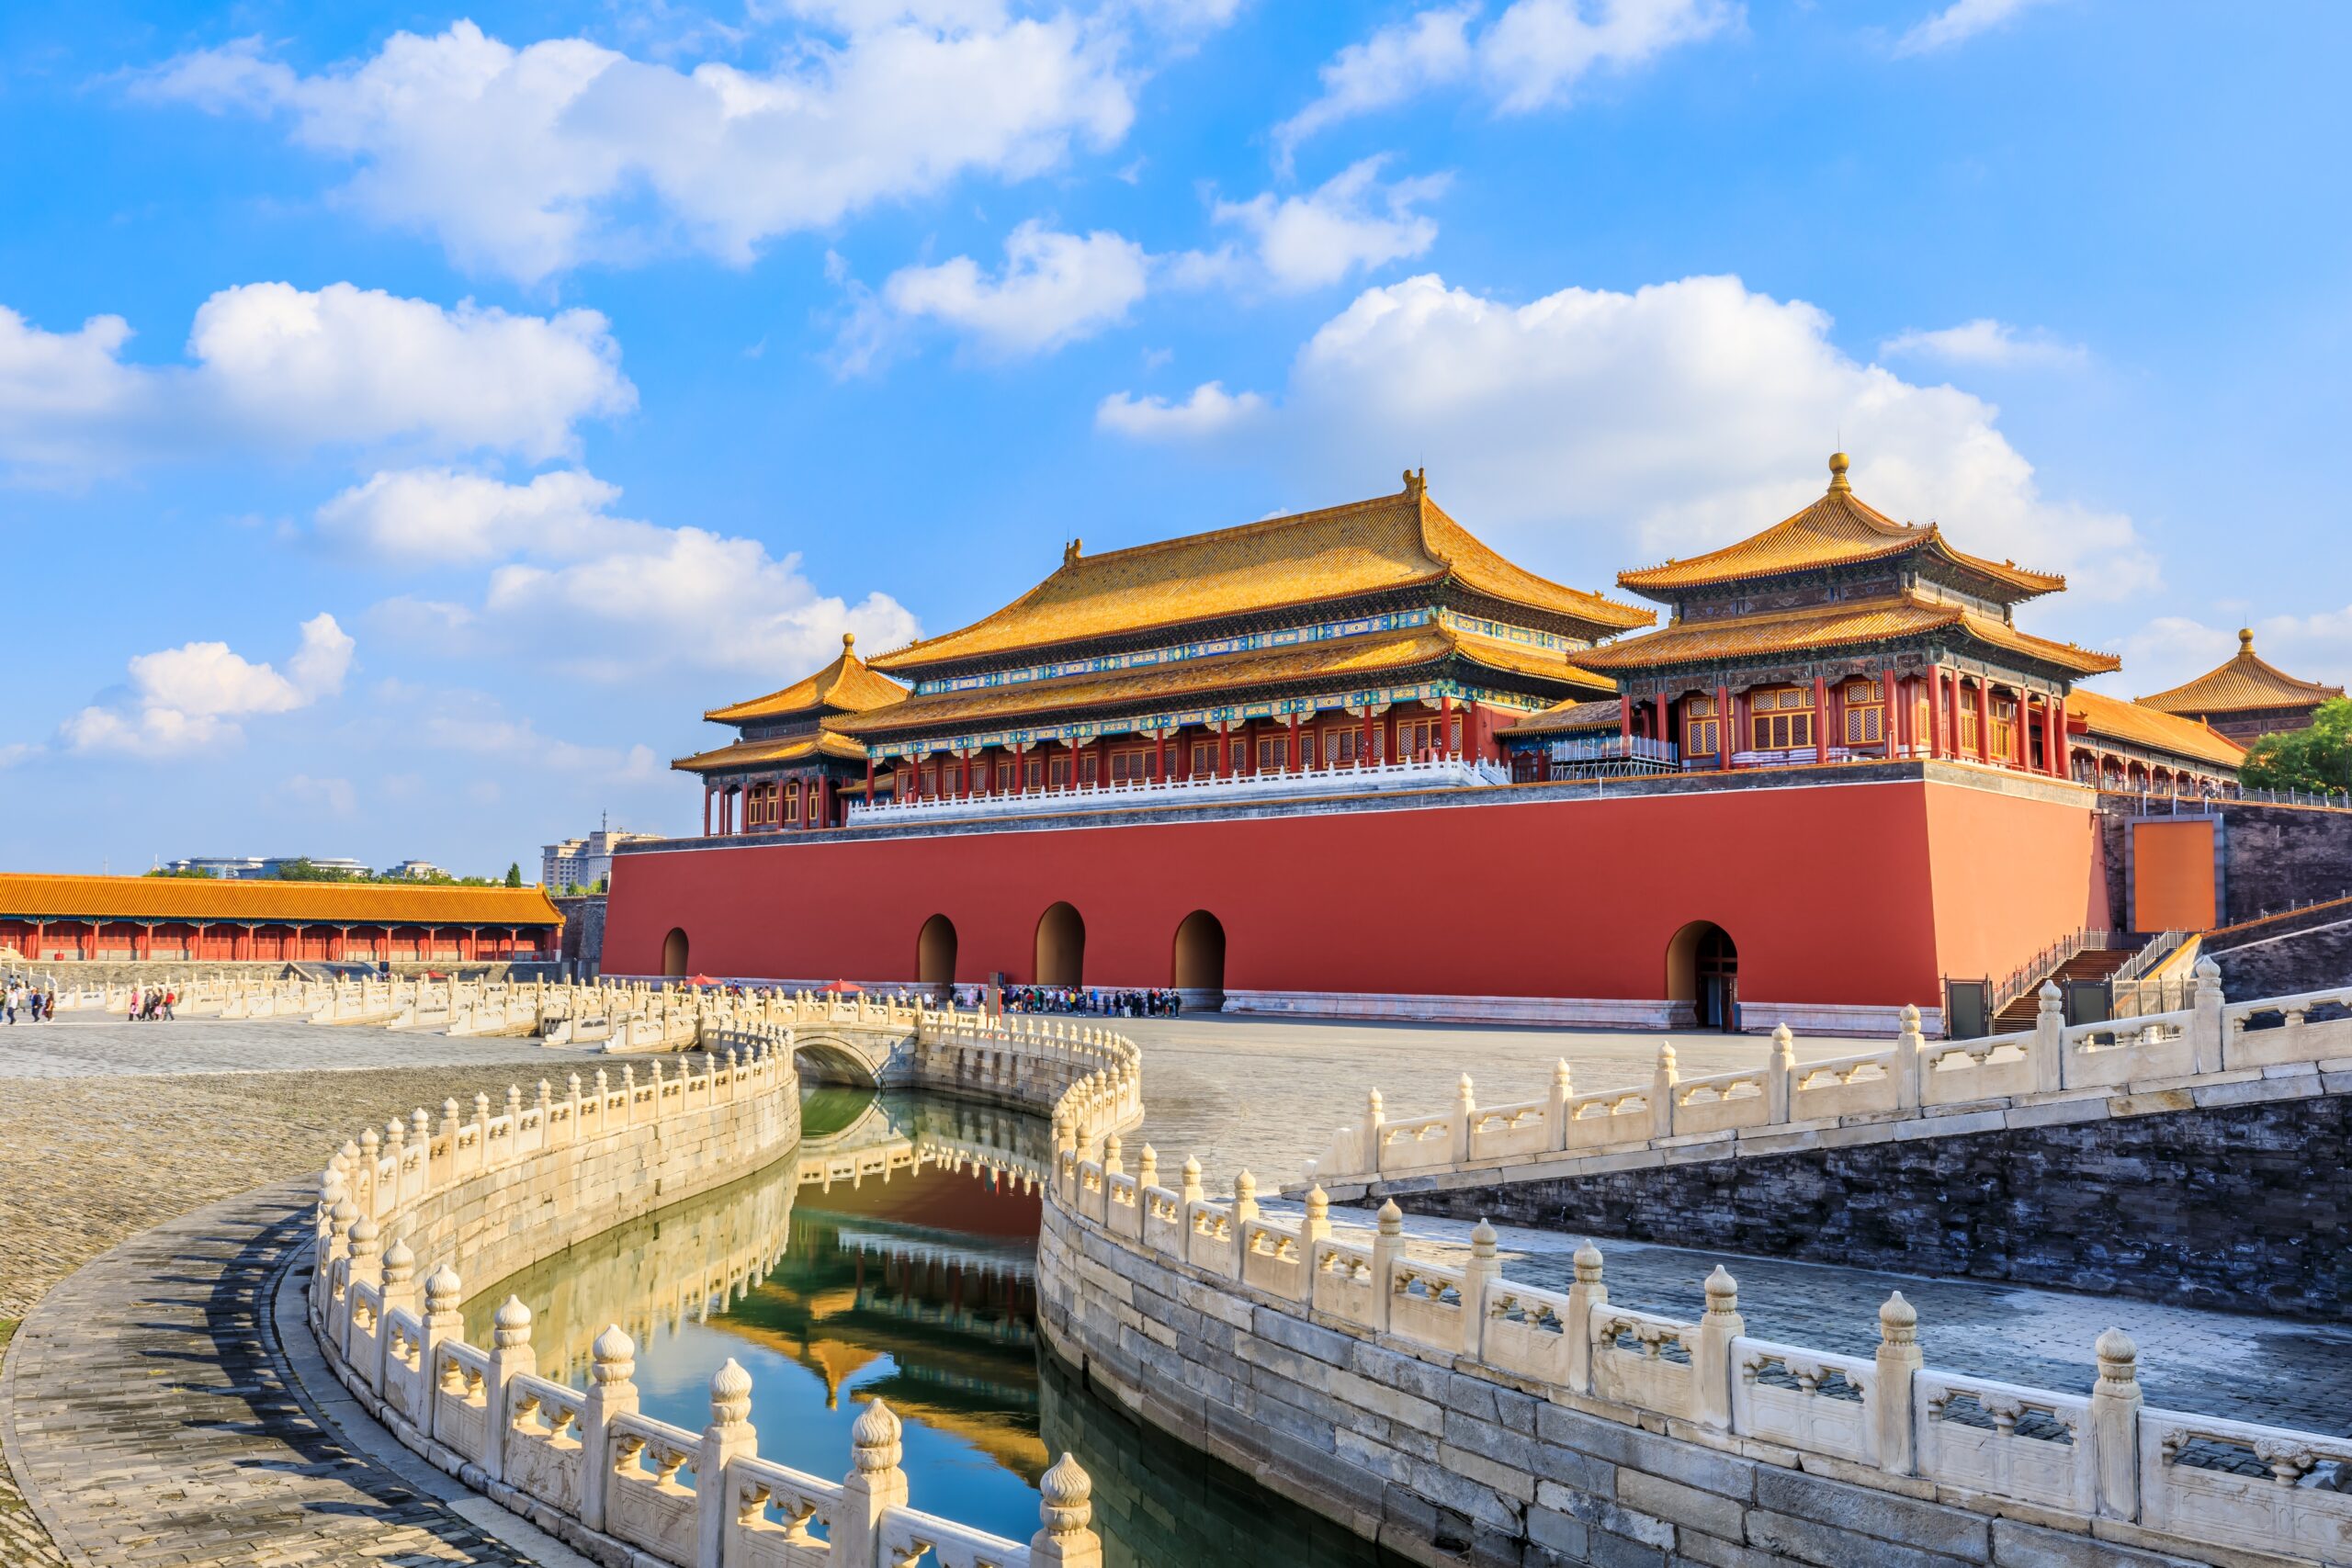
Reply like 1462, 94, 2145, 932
1295, 961, 2352, 1191
306, 1009, 1142, 1567
1041, 978, 2352, 1565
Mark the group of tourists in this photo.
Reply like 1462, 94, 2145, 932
126, 984, 177, 1021
996, 985, 1182, 1019
4, 977, 58, 1023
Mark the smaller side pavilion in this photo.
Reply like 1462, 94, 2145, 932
674, 633, 909, 834
2138, 628, 2344, 743
0, 874, 562, 964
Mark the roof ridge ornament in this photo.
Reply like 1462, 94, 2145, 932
1826, 450, 1852, 493
1403, 467, 1426, 501
1062, 538, 1083, 567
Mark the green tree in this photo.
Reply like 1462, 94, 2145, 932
144, 865, 216, 878
2240, 697, 2352, 795
504, 862, 523, 887
271, 858, 357, 882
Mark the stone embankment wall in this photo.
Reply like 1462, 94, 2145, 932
1400, 1090, 2352, 1317
2207, 906, 2352, 1000
552, 893, 605, 978
1301, 964, 2352, 1315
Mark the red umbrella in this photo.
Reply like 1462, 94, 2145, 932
820, 979, 863, 994
686, 973, 719, 987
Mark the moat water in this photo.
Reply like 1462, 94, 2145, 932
468, 1084, 1406, 1567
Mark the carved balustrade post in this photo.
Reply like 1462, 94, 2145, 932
1361, 1089, 1385, 1179
2090, 1328, 2143, 1520
1872, 1292, 1920, 1476
579, 1325, 639, 1532
2191, 959, 2226, 1075
419, 1266, 462, 1444
1370, 1200, 1405, 1335
1565, 1241, 1606, 1394
1651, 1043, 1678, 1140
2035, 982, 2066, 1091
471, 1092, 492, 1165
1893, 1005, 1924, 1111
1102, 1134, 1123, 1179
481, 1296, 536, 1482
1030, 1452, 1103, 1568
698, 1358, 758, 1568
313, 1176, 348, 1316
1693, 1266, 1743, 1430
835, 1399, 910, 1568
1767, 1026, 1794, 1124
1462, 1220, 1503, 1355
376, 1239, 419, 1394
1545, 1060, 1573, 1153
1451, 1074, 1476, 1164
342, 1217, 382, 1364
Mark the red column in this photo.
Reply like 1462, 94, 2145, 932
1975, 680, 1990, 762
865, 755, 876, 803
1945, 671, 1961, 760
1620, 693, 1632, 744
1441, 694, 1455, 757
2051, 698, 2068, 777
703, 788, 712, 836
1288, 714, 1302, 772
1811, 675, 1828, 762
1153, 729, 1167, 782
1883, 666, 1901, 758
1716, 684, 1732, 769
819, 775, 833, 828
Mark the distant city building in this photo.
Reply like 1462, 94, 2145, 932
542, 829, 660, 892
383, 859, 449, 881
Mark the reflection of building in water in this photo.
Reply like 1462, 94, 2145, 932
466, 1088, 1053, 1479
1038, 1349, 1408, 1568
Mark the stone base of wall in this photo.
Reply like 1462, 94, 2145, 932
1035, 1202, 2214, 1568
1222, 989, 1691, 1029
1736, 999, 1944, 1038
1389, 1086, 2352, 1319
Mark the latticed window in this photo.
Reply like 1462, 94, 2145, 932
1990, 695, 2017, 758
1258, 736, 1289, 771
1191, 740, 1217, 774
1749, 686, 1815, 750
1843, 678, 1885, 745
1111, 749, 1156, 782
1080, 753, 1100, 784
1327, 727, 1382, 763
1399, 716, 1464, 754
1958, 703, 1981, 752
1049, 757, 1070, 788
1025, 757, 1045, 788
1684, 694, 1721, 758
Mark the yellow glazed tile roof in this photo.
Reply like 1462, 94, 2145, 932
2068, 688, 2246, 769
839, 623, 1609, 736
705, 633, 909, 723
866, 475, 1652, 671
1617, 455, 2065, 599
1503, 697, 1624, 736
1574, 592, 2120, 676
671, 732, 870, 774
0, 874, 563, 925
2137, 629, 2344, 716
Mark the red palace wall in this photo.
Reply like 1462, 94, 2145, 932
606, 774, 2110, 1014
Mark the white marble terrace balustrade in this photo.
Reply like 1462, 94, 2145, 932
845, 751, 1511, 826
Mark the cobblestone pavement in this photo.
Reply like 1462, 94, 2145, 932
0, 1180, 546, 1566
0, 1014, 569, 1079
1116, 1011, 1853, 1182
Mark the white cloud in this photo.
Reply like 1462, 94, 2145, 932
315, 468, 639, 563
880, 220, 1151, 355
282, 773, 358, 815
422, 710, 662, 778
1881, 318, 2087, 369
1275, 0, 1730, 164
141, 18, 1135, 283
349, 468, 921, 681
1095, 380, 1267, 438
1105, 271, 2154, 601
65, 613, 354, 757
1895, 0, 2056, 56
1209, 157, 1447, 292
0, 284, 632, 481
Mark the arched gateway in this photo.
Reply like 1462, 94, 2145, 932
1035, 902, 1085, 987
1666, 920, 1738, 1031
1172, 910, 1227, 1008
917, 914, 957, 993
662, 927, 690, 979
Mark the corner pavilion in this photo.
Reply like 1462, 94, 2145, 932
2138, 628, 2344, 744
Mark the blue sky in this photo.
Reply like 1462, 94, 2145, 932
4, 0, 2347, 874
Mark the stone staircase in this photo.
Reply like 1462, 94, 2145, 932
1991, 941, 2142, 1032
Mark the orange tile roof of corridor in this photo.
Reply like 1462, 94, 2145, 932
0, 873, 563, 924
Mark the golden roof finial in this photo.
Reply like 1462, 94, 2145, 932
842, 630, 855, 651
2239, 626, 2256, 652
1827, 451, 1852, 493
